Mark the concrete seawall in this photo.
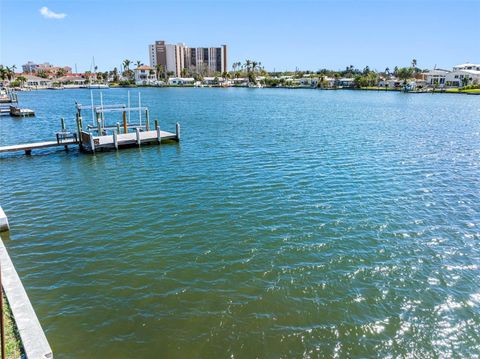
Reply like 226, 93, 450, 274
0, 238, 53, 358
0, 206, 9, 232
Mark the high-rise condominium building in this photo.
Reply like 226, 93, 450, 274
149, 41, 228, 76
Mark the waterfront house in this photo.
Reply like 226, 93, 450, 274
24, 75, 53, 88
336, 78, 355, 87
134, 66, 157, 85
231, 77, 248, 86
378, 78, 402, 88
56, 76, 85, 87
445, 69, 480, 87
299, 77, 320, 87
168, 77, 195, 85
425, 69, 449, 86
453, 63, 480, 71
203, 77, 224, 85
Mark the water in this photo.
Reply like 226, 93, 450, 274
1, 88, 480, 358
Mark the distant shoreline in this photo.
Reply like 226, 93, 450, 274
12, 85, 480, 95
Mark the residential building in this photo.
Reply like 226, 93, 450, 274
336, 78, 355, 87
149, 40, 228, 76
378, 78, 402, 88
24, 75, 53, 88
424, 64, 480, 87
168, 77, 195, 85
425, 69, 449, 86
453, 63, 480, 71
21, 61, 72, 75
134, 66, 157, 85
445, 69, 480, 87
56, 76, 85, 86
22, 61, 38, 73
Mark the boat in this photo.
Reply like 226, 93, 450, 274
85, 84, 109, 89
84, 56, 109, 89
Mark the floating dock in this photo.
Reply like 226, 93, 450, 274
0, 89, 35, 117
0, 93, 180, 156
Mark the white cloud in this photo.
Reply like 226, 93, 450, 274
39, 6, 66, 20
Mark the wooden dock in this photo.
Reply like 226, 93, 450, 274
0, 139, 78, 155
0, 93, 181, 156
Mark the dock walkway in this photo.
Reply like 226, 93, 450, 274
0, 139, 78, 155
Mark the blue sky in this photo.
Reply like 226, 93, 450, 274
1, 0, 479, 72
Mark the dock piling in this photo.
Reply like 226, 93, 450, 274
176, 123, 181, 141
113, 130, 118, 150
136, 128, 141, 146
89, 132, 95, 153
145, 110, 150, 131
123, 111, 127, 134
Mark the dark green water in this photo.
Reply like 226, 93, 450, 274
1, 88, 479, 358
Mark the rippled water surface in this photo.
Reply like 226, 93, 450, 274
1, 88, 480, 358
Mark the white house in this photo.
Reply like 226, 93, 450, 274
25, 75, 53, 88
56, 76, 85, 86
336, 78, 355, 87
445, 70, 480, 87
298, 77, 318, 87
378, 78, 403, 88
203, 77, 224, 85
168, 77, 195, 85
231, 77, 248, 86
453, 63, 480, 71
134, 66, 157, 85
425, 69, 449, 86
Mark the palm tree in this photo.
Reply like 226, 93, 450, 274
245, 60, 251, 73
123, 59, 131, 71
318, 75, 325, 89
411, 59, 417, 69
56, 68, 67, 78
155, 64, 165, 80
16, 75, 27, 87
136, 60, 142, 68
112, 67, 119, 82
251, 61, 258, 73
385, 67, 390, 75
5, 66, 15, 80
180, 68, 188, 78
0, 66, 7, 81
